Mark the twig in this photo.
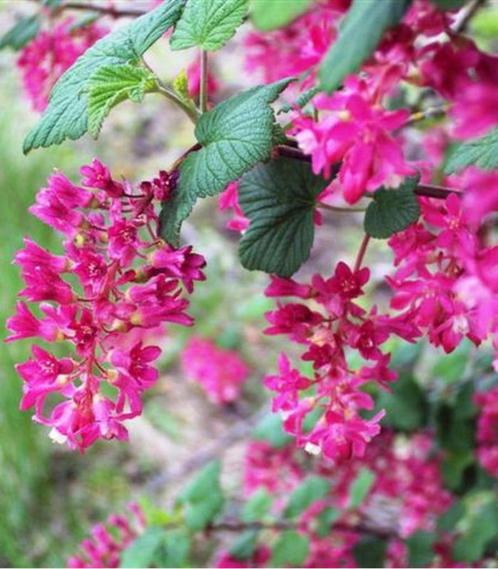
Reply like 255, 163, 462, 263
452, 0, 486, 33
354, 234, 371, 272
415, 183, 462, 199
39, 0, 147, 17
317, 203, 366, 213
276, 144, 311, 162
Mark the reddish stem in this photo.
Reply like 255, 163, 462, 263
354, 234, 371, 272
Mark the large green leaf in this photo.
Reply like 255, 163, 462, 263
445, 128, 498, 174
120, 527, 167, 568
23, 0, 185, 153
319, 0, 411, 93
0, 15, 40, 51
87, 64, 157, 137
249, 0, 312, 31
238, 156, 326, 277
159, 78, 292, 245
170, 0, 247, 51
364, 177, 420, 239
453, 502, 498, 562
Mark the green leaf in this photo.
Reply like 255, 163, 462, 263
284, 476, 330, 518
179, 460, 222, 503
437, 500, 464, 532
159, 78, 292, 245
319, 0, 411, 93
153, 529, 191, 568
453, 503, 498, 562
377, 373, 427, 431
230, 530, 259, 560
120, 527, 167, 568
353, 536, 387, 568
170, 0, 247, 51
271, 531, 309, 567
364, 177, 421, 239
0, 15, 40, 51
249, 0, 312, 31
315, 506, 340, 538
348, 468, 375, 509
431, 0, 467, 8
242, 489, 273, 522
445, 128, 498, 174
252, 413, 293, 449
87, 64, 157, 137
238, 157, 326, 277
23, 0, 185, 153
406, 531, 436, 568
184, 493, 224, 530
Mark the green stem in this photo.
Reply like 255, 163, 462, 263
157, 86, 200, 124
199, 50, 209, 113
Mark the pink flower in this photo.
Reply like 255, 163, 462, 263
17, 18, 108, 111
218, 182, 249, 233
181, 337, 249, 405
293, 82, 413, 203
80, 159, 125, 198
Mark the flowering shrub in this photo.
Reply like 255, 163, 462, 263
2, 0, 498, 565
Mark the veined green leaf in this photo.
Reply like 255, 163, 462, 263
445, 128, 498, 174
170, 0, 247, 51
249, 0, 312, 31
23, 0, 185, 153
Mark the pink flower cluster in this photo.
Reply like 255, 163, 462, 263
17, 18, 108, 111
218, 182, 249, 233
7, 160, 205, 450
181, 337, 249, 405
244, 0, 350, 84
67, 502, 145, 568
238, 431, 454, 568
263, 261, 418, 461
475, 386, 498, 477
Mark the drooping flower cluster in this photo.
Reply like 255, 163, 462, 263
7, 160, 205, 450
181, 337, 249, 405
263, 261, 419, 461
475, 386, 498, 477
67, 502, 145, 568
17, 18, 108, 111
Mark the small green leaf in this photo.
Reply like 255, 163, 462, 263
184, 493, 224, 530
23, 0, 185, 153
252, 413, 293, 449
407, 531, 436, 568
453, 503, 498, 562
437, 500, 464, 532
173, 69, 192, 102
171, 0, 247, 51
0, 15, 40, 51
271, 531, 309, 567
319, 0, 411, 93
348, 468, 375, 509
445, 128, 498, 174
249, 0, 312, 31
87, 64, 157, 137
153, 529, 191, 568
230, 530, 259, 560
159, 78, 292, 245
120, 527, 166, 568
238, 157, 326, 277
242, 489, 273, 522
284, 476, 330, 518
353, 536, 387, 568
431, 0, 467, 8
364, 177, 421, 239
179, 460, 222, 503
315, 506, 340, 537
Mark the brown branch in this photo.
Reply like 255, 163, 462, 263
48, 1, 147, 18
452, 0, 486, 34
276, 144, 312, 162
415, 183, 462, 199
